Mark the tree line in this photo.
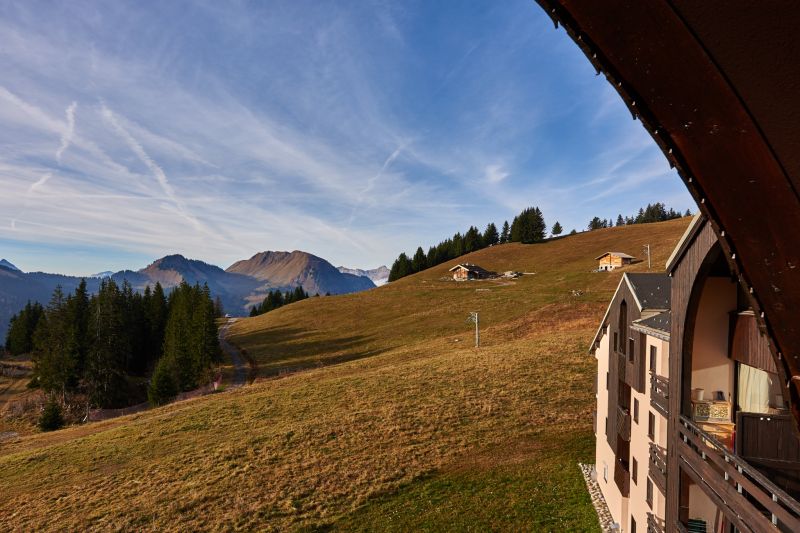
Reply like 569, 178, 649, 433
249, 286, 310, 317
4, 279, 222, 426
388, 206, 557, 282
588, 203, 690, 230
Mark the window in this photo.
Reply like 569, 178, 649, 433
646, 478, 654, 508
631, 517, 637, 533
633, 398, 639, 423
605, 417, 608, 436
628, 338, 635, 362
606, 371, 609, 390
632, 457, 638, 485
649, 345, 657, 373
603, 462, 608, 482
648, 412, 655, 439
613, 332, 618, 352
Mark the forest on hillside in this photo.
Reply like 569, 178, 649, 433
4, 279, 221, 428
389, 202, 689, 282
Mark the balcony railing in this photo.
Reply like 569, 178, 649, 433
650, 372, 669, 416
677, 415, 800, 532
649, 442, 668, 495
617, 405, 631, 441
614, 459, 630, 497
647, 512, 665, 533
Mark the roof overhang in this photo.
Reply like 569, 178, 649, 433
536, 0, 800, 430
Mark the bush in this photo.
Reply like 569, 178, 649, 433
39, 399, 64, 432
148, 358, 178, 406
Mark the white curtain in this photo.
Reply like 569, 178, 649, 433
737, 364, 771, 413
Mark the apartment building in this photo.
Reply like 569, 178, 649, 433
592, 217, 800, 533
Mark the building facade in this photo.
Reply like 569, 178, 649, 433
592, 217, 800, 533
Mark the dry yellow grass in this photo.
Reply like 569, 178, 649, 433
0, 218, 690, 531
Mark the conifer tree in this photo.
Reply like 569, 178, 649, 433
616, 214, 625, 226
411, 247, 427, 273
500, 220, 510, 244
483, 222, 499, 246
551, 221, 563, 236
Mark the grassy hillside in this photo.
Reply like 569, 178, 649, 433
0, 218, 690, 531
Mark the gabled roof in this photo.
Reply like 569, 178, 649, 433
589, 272, 671, 353
665, 215, 705, 273
625, 273, 670, 311
594, 251, 635, 260
448, 263, 493, 274
631, 311, 671, 341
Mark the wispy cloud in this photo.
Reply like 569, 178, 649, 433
55, 102, 77, 164
0, 1, 693, 275
484, 164, 509, 184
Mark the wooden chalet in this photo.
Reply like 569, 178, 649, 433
596, 251, 636, 272
448, 263, 495, 281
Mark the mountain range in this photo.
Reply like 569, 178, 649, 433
337, 265, 390, 286
0, 251, 378, 334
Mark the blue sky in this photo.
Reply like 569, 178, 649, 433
0, 0, 693, 275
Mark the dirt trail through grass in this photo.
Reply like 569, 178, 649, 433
219, 318, 249, 387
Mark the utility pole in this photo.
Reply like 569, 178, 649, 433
643, 244, 651, 270
467, 312, 480, 347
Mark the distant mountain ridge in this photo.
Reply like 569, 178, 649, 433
337, 265, 390, 286
0, 250, 376, 333
228, 251, 375, 306
0, 259, 20, 272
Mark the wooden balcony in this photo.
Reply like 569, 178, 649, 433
677, 415, 800, 532
617, 405, 631, 441
647, 512, 665, 533
614, 459, 630, 497
649, 442, 667, 495
650, 372, 669, 416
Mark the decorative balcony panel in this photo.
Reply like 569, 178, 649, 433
677, 416, 800, 532
648, 442, 667, 495
650, 373, 669, 416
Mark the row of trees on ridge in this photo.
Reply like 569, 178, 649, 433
388, 206, 556, 282
588, 203, 690, 230
249, 287, 310, 317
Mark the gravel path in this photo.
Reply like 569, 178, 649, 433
578, 463, 616, 532
218, 318, 248, 388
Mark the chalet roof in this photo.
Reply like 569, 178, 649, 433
594, 251, 635, 260
589, 272, 670, 353
448, 263, 492, 274
665, 215, 705, 273
626, 273, 670, 311
631, 311, 671, 340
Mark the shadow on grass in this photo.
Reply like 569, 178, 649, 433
233, 326, 394, 378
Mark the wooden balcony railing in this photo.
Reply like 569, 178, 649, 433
650, 372, 669, 416
614, 459, 630, 497
649, 442, 668, 495
617, 405, 631, 441
677, 415, 800, 532
647, 512, 665, 533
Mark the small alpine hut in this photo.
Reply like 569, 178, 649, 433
449, 263, 495, 281
595, 251, 635, 271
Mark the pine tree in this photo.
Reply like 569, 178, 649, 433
148, 356, 177, 406
5, 301, 44, 355
388, 253, 413, 282
411, 246, 427, 273
551, 221, 563, 236
685, 208, 692, 217
32, 286, 76, 403
483, 222, 499, 246
463, 226, 482, 253
84, 279, 129, 407
38, 399, 64, 431
569, 229, 577, 235
500, 221, 510, 244
616, 214, 625, 226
